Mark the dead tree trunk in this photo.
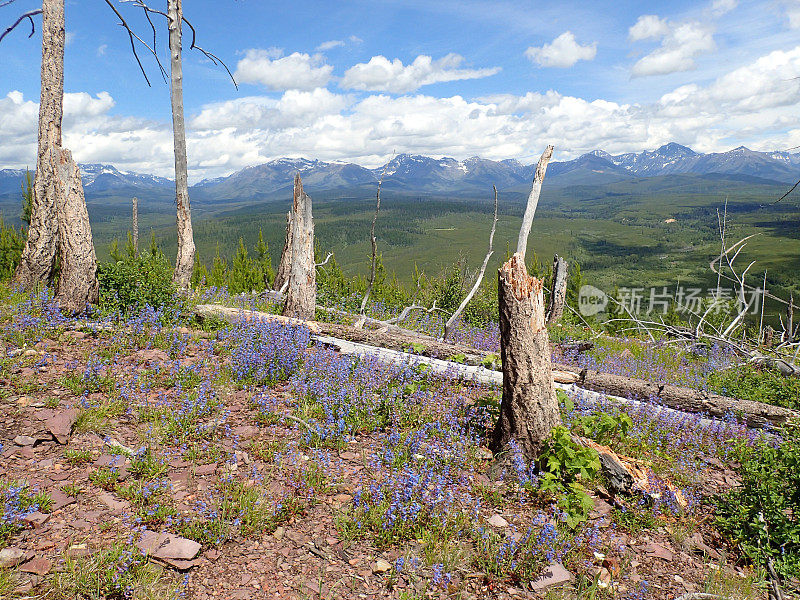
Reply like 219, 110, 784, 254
132, 196, 139, 253
54, 148, 99, 314
283, 175, 316, 320
169, 0, 195, 290
490, 254, 561, 458
274, 209, 293, 292
491, 145, 559, 460
13, 0, 63, 290
546, 254, 568, 325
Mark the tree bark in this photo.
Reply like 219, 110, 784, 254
517, 145, 553, 262
282, 174, 316, 319
169, 0, 195, 290
13, 0, 64, 289
273, 209, 293, 292
54, 148, 99, 314
546, 254, 568, 325
491, 253, 561, 459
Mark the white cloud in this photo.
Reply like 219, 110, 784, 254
711, 0, 737, 15
630, 16, 715, 77
784, 0, 800, 28
629, 15, 670, 40
1, 46, 799, 180
340, 54, 500, 93
524, 31, 597, 68
65, 31, 76, 47
234, 49, 333, 91
316, 40, 345, 51
97, 44, 108, 56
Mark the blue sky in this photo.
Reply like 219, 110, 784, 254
1, 0, 799, 180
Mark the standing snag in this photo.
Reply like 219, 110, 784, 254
54, 148, 99, 314
490, 253, 561, 459
168, 0, 195, 290
282, 174, 316, 320
491, 145, 560, 460
13, 0, 63, 290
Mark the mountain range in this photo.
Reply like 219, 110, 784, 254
0, 143, 797, 207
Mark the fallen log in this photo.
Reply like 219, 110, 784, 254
192, 303, 798, 429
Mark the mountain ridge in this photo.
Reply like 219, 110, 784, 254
0, 143, 797, 204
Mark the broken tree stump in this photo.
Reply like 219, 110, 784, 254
490, 253, 561, 459
283, 174, 316, 320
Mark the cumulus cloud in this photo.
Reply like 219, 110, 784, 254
630, 15, 715, 77
1, 46, 799, 180
234, 49, 333, 91
524, 32, 597, 68
340, 54, 500, 93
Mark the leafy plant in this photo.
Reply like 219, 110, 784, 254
98, 235, 181, 319
537, 425, 600, 527
714, 427, 800, 579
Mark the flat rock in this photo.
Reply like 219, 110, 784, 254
20, 557, 52, 576
530, 562, 573, 591
643, 541, 674, 561
232, 425, 259, 439
0, 547, 25, 568
13, 435, 38, 446
22, 511, 50, 528
46, 409, 78, 444
49, 489, 76, 511
488, 514, 509, 528
98, 492, 129, 513
136, 531, 201, 561
194, 463, 217, 476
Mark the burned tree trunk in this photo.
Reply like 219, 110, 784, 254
490, 254, 561, 459
169, 0, 195, 290
282, 175, 316, 320
54, 148, 99, 314
13, 0, 64, 289
273, 209, 293, 292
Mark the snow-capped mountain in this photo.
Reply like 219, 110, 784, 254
79, 163, 172, 191
1, 143, 798, 207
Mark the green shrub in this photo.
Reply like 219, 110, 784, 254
715, 427, 800, 580
97, 235, 181, 318
537, 425, 601, 528
708, 365, 800, 409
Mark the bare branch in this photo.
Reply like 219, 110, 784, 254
762, 176, 800, 207
517, 145, 554, 261
0, 9, 41, 44
123, 0, 238, 88
443, 185, 498, 340
315, 252, 333, 268
359, 157, 392, 317
102, 0, 167, 86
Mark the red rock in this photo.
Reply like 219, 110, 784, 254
194, 463, 217, 476
643, 541, 674, 561
136, 531, 201, 561
46, 409, 78, 444
20, 557, 52, 576
49, 489, 76, 511
22, 511, 50, 528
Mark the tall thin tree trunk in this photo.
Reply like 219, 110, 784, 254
169, 0, 195, 290
274, 209, 293, 292
55, 148, 99, 314
283, 174, 315, 319
13, 0, 64, 289
490, 253, 561, 459
132, 196, 139, 253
